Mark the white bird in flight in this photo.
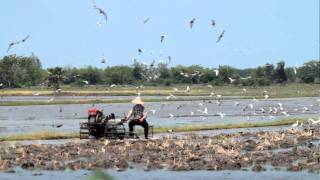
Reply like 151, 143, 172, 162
228, 77, 235, 83
143, 17, 149, 24
197, 107, 208, 114
281, 111, 289, 117
189, 18, 196, 28
185, 86, 191, 93
166, 94, 177, 100
149, 109, 156, 115
216, 30, 225, 43
47, 97, 54, 103
217, 112, 226, 118
216, 94, 222, 99
92, 1, 108, 23
213, 69, 219, 76
242, 88, 247, 93
7, 35, 30, 53
160, 35, 165, 43
211, 20, 216, 27
101, 56, 107, 63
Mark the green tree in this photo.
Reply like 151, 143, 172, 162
275, 61, 287, 83
47, 67, 65, 90
298, 60, 320, 83
80, 66, 103, 85
103, 66, 133, 84
0, 54, 44, 87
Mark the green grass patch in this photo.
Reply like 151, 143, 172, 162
0, 131, 79, 141
152, 118, 301, 133
1, 83, 319, 98
0, 97, 224, 106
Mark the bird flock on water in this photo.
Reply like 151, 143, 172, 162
148, 86, 320, 128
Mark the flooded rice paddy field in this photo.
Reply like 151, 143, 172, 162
0, 128, 320, 179
0, 96, 320, 136
0, 96, 319, 136
0, 96, 320, 179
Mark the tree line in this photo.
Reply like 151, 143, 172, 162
0, 54, 319, 89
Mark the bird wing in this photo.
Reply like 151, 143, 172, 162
6, 43, 14, 53
21, 35, 30, 42
95, 7, 107, 22
216, 36, 222, 43
189, 18, 195, 28
216, 30, 225, 43
143, 18, 149, 24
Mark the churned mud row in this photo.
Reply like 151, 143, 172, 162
0, 128, 319, 173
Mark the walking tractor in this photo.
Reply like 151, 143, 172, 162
80, 107, 153, 139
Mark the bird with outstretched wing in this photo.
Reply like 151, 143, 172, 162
92, 0, 108, 23
216, 30, 225, 43
7, 35, 30, 53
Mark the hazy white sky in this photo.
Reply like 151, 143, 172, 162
0, 0, 319, 68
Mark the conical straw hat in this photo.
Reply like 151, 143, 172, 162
131, 96, 144, 104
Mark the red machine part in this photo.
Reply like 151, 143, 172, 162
88, 108, 102, 116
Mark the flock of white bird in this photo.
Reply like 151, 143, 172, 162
141, 86, 320, 129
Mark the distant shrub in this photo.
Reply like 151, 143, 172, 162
164, 80, 172, 86
241, 79, 255, 86
255, 78, 271, 86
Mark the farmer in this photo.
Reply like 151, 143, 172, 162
125, 96, 149, 139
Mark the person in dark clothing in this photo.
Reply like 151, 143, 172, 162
125, 97, 149, 139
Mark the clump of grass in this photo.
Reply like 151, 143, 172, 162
86, 170, 114, 180
0, 131, 79, 141
152, 118, 302, 133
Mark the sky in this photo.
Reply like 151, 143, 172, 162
0, 0, 319, 69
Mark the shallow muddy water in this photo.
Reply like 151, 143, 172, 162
0, 96, 319, 136
0, 168, 319, 180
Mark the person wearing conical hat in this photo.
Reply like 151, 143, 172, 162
125, 96, 149, 139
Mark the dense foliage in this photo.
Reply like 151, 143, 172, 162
0, 54, 319, 88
